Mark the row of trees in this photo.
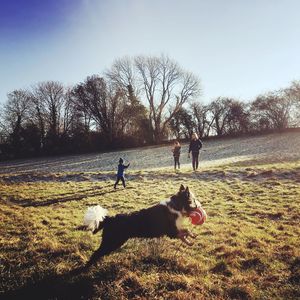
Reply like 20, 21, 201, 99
0, 54, 299, 159
170, 83, 300, 139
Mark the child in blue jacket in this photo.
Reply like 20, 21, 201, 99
114, 158, 130, 189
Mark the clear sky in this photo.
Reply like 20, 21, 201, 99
1, 0, 300, 105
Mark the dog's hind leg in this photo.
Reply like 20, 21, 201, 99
84, 246, 110, 269
85, 236, 128, 268
85, 246, 106, 268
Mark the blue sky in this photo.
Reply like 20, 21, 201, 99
1, 0, 300, 104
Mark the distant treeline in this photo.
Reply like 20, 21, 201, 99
0, 55, 300, 160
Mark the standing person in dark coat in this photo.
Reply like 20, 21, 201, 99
188, 133, 203, 171
114, 158, 130, 189
172, 141, 181, 170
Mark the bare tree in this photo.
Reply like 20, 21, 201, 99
1, 89, 31, 154
107, 55, 201, 143
3, 89, 31, 133
170, 107, 194, 139
72, 75, 129, 142
284, 80, 300, 127
135, 55, 200, 142
251, 90, 294, 130
28, 89, 46, 148
190, 102, 213, 137
69, 85, 92, 135
106, 58, 150, 143
209, 97, 233, 136
32, 81, 65, 136
73, 76, 108, 136
62, 87, 78, 137
0, 106, 7, 143
226, 100, 250, 134
106, 56, 140, 97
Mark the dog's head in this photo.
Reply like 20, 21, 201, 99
169, 184, 201, 216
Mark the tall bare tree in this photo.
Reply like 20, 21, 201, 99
32, 81, 65, 136
106, 58, 150, 142
107, 55, 201, 143
106, 56, 140, 97
135, 55, 200, 142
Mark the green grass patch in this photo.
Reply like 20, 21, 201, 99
0, 160, 299, 299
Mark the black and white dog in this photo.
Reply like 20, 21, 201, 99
83, 184, 202, 266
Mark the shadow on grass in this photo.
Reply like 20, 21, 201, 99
2, 263, 118, 300
8, 186, 134, 208
3, 255, 188, 300
0, 172, 115, 183
2, 162, 299, 186
132, 255, 195, 274
2, 267, 93, 300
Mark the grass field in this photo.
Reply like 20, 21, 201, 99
0, 136, 300, 299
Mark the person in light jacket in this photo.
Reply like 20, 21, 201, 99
172, 140, 181, 170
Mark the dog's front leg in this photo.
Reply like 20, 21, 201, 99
181, 228, 197, 239
177, 230, 194, 246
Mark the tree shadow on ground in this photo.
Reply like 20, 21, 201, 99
2, 247, 197, 300
0, 172, 115, 183
8, 186, 134, 208
3, 165, 299, 188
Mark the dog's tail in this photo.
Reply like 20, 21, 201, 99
78, 205, 108, 233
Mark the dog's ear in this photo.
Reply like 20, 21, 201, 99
179, 184, 185, 192
185, 186, 190, 197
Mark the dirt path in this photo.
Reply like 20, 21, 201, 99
0, 131, 299, 174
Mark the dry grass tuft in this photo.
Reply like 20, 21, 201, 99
227, 286, 252, 300
211, 261, 232, 277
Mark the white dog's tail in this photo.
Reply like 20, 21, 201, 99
81, 205, 108, 233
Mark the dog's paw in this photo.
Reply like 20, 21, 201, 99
183, 237, 194, 246
189, 232, 197, 239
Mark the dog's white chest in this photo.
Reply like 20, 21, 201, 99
160, 199, 184, 230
